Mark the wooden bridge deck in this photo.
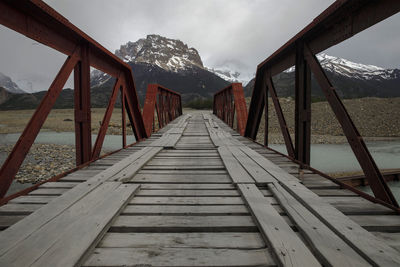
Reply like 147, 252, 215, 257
0, 112, 400, 266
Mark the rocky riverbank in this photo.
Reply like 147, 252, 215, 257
0, 144, 76, 184
253, 97, 400, 144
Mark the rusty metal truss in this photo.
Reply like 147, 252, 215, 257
0, 0, 150, 198
244, 0, 400, 207
213, 83, 248, 136
142, 84, 182, 136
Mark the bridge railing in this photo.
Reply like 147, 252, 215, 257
243, 0, 400, 207
142, 84, 182, 136
0, 0, 149, 198
213, 83, 248, 136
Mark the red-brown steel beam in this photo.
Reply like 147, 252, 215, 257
303, 44, 399, 207
294, 42, 311, 165
213, 83, 248, 136
266, 76, 295, 158
244, 0, 400, 207
74, 44, 92, 165
246, 0, 400, 138
142, 84, 182, 136
142, 84, 159, 136
257, 0, 400, 77
92, 76, 122, 159
121, 89, 127, 148
0, 0, 148, 197
0, 0, 147, 139
0, 50, 79, 197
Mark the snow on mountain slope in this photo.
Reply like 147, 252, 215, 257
115, 35, 203, 72
0, 72, 25, 94
285, 53, 399, 80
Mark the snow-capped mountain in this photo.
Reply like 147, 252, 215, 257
0, 72, 25, 94
205, 67, 253, 84
245, 53, 400, 98
116, 35, 203, 72
284, 53, 399, 81
90, 35, 229, 103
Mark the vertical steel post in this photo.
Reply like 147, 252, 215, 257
295, 42, 311, 165
74, 44, 92, 165
121, 88, 126, 148
264, 85, 268, 146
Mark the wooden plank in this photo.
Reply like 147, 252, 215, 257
0, 146, 153, 257
29, 184, 139, 267
138, 169, 227, 174
268, 173, 400, 266
136, 189, 239, 197
113, 147, 163, 182
228, 146, 275, 184
218, 146, 254, 184
147, 158, 223, 166
0, 183, 139, 266
129, 196, 245, 205
139, 183, 235, 190
269, 183, 370, 267
131, 174, 231, 184
142, 165, 226, 170
0, 215, 25, 230
311, 189, 358, 197
28, 188, 68, 196
373, 232, 400, 252
349, 215, 400, 232
238, 184, 321, 267
8, 195, 57, 204
0, 203, 44, 215
39, 182, 79, 188
122, 205, 249, 216
323, 196, 395, 215
99, 232, 264, 248
83, 247, 274, 267
110, 215, 257, 232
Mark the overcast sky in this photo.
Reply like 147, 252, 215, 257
1, 0, 399, 92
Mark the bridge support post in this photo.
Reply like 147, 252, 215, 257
295, 42, 311, 166
74, 44, 92, 166
267, 75, 295, 158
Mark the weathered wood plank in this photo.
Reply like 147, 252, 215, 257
29, 184, 139, 267
269, 183, 370, 267
139, 183, 235, 190
218, 146, 254, 184
136, 189, 239, 197
349, 215, 400, 232
39, 182, 79, 189
83, 247, 274, 267
0, 203, 44, 215
238, 184, 321, 267
131, 174, 231, 184
99, 232, 265, 248
28, 188, 68, 196
110, 215, 257, 232
129, 196, 245, 205
122, 205, 249, 216
0, 183, 139, 266
228, 146, 275, 184
113, 147, 163, 182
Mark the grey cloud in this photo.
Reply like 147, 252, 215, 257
0, 0, 399, 92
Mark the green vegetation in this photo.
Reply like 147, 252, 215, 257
183, 98, 213, 110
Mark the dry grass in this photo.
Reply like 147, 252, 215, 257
0, 108, 127, 135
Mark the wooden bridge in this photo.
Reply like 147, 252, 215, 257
1, 0, 400, 266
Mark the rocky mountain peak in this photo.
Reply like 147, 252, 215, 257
115, 34, 204, 72
0, 72, 25, 94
